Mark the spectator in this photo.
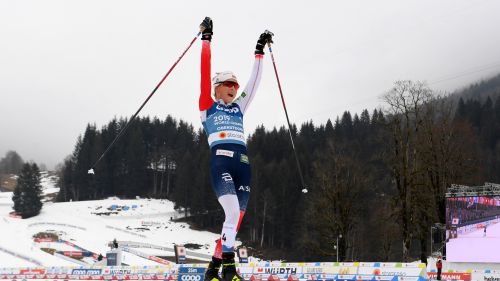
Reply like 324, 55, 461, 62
436, 256, 443, 280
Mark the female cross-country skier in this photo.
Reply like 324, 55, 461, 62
198, 17, 273, 281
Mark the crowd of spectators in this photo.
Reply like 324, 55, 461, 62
446, 197, 500, 227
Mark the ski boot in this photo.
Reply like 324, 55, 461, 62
205, 256, 223, 281
221, 252, 245, 281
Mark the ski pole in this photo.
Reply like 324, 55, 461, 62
88, 31, 201, 174
266, 35, 308, 193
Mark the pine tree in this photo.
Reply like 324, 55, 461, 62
12, 163, 43, 218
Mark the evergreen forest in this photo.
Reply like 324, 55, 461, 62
56, 77, 500, 262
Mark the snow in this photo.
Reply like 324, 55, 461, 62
0, 172, 222, 268
39, 171, 60, 196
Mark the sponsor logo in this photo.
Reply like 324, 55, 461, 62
219, 132, 227, 138
262, 268, 298, 275
178, 267, 205, 281
221, 173, 233, 182
240, 154, 249, 164
378, 271, 407, 276
305, 268, 323, 274
71, 269, 102, 275
216, 149, 234, 157
216, 105, 240, 114
106, 269, 132, 275
227, 132, 244, 140
238, 186, 251, 192
181, 275, 202, 281
427, 272, 471, 280
34, 238, 54, 242
20, 269, 46, 275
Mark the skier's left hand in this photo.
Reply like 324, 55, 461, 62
255, 30, 274, 55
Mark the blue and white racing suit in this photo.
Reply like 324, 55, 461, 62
199, 39, 263, 256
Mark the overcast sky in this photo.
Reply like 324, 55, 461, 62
1, 0, 500, 169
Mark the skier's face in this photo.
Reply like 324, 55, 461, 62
215, 81, 239, 104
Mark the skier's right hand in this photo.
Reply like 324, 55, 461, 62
200, 17, 213, 41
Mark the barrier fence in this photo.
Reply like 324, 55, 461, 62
0, 262, 427, 281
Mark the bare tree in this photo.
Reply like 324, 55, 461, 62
418, 97, 479, 222
308, 141, 364, 261
415, 95, 479, 259
382, 80, 433, 261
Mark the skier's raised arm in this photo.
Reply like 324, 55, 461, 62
199, 17, 214, 111
234, 31, 273, 114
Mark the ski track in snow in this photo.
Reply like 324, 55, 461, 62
0, 173, 221, 267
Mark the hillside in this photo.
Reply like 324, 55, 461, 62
448, 72, 500, 104
0, 174, 17, 192
0, 172, 224, 267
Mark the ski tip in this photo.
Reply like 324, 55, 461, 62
302, 188, 308, 194
88, 168, 95, 175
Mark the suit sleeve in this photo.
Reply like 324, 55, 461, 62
234, 54, 264, 114
199, 40, 214, 111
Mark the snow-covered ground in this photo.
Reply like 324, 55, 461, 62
39, 171, 60, 196
447, 219, 500, 263
0, 173, 221, 268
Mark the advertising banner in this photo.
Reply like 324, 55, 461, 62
178, 267, 205, 281
254, 266, 301, 275
303, 265, 357, 275
471, 272, 500, 281
427, 272, 471, 280
358, 267, 425, 277
0, 262, 428, 281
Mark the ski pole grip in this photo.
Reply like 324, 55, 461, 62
264, 30, 274, 48
264, 29, 274, 37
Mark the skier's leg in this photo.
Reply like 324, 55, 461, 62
218, 194, 241, 252
212, 194, 244, 281
213, 151, 250, 259
220, 153, 251, 281
207, 155, 237, 280
213, 210, 245, 258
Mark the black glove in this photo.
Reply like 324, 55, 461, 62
200, 17, 213, 41
255, 30, 274, 55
